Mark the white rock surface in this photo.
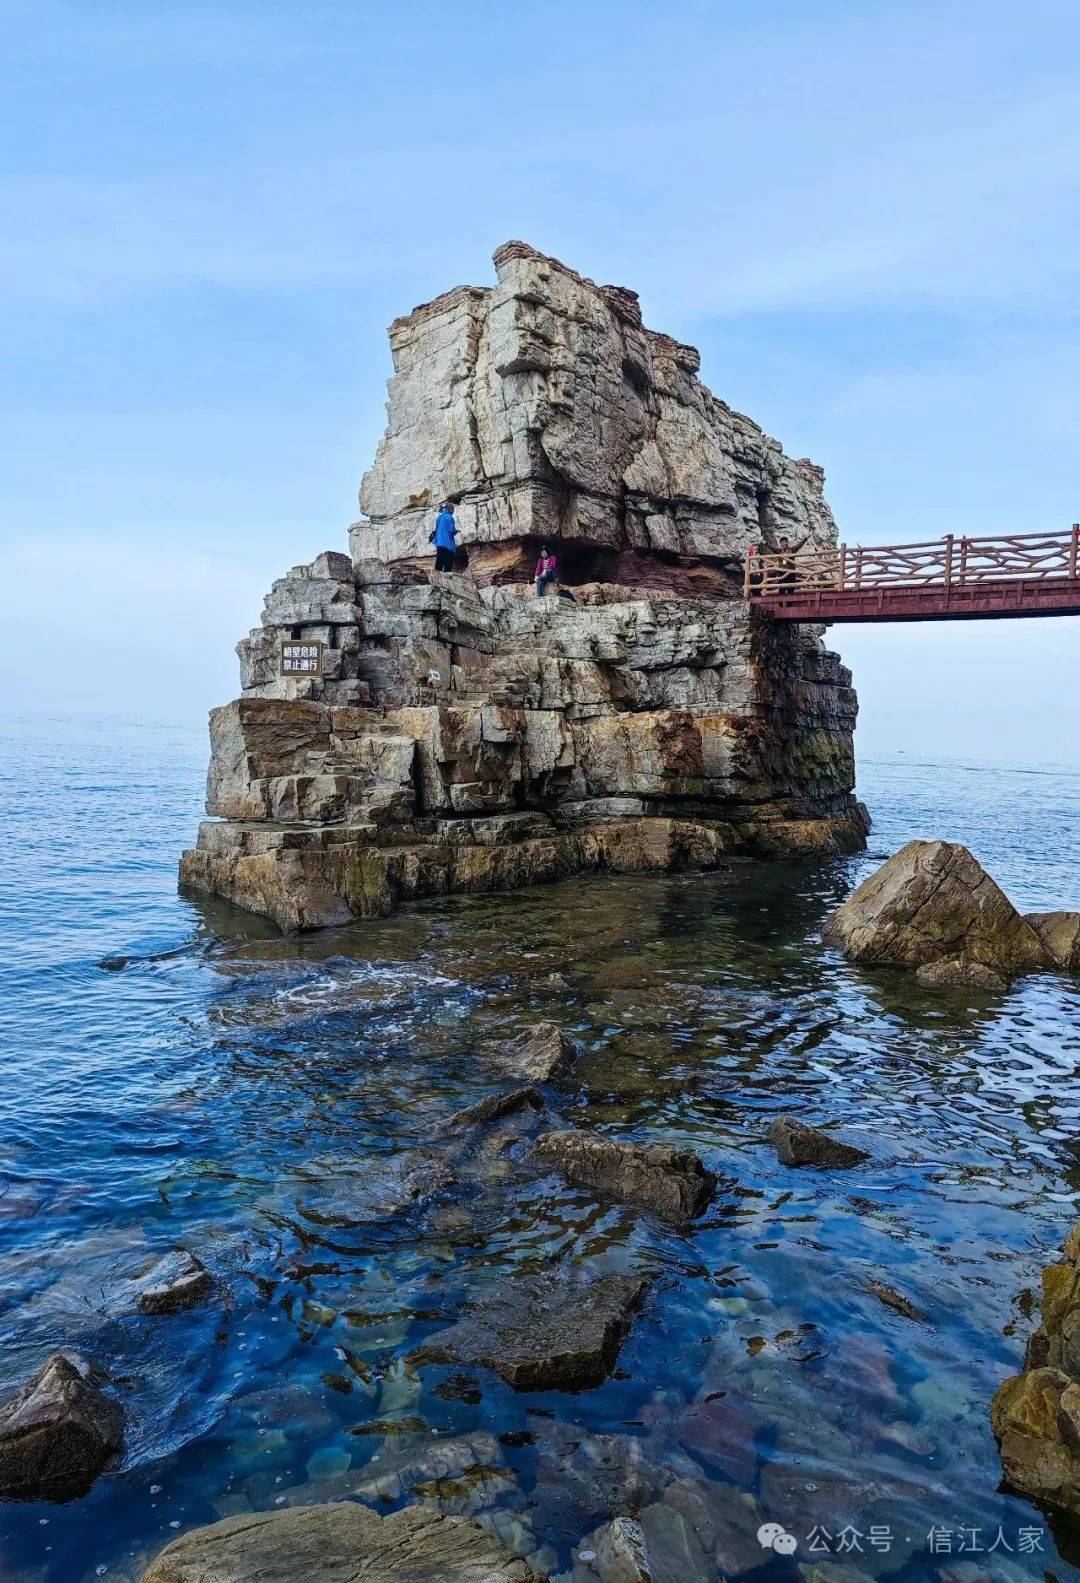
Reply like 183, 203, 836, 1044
354, 242, 837, 581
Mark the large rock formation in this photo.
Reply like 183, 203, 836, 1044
180, 244, 866, 930
355, 241, 842, 585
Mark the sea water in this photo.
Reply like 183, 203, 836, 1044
0, 712, 1078, 1581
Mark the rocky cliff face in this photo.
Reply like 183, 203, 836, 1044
180, 244, 866, 931
354, 240, 838, 594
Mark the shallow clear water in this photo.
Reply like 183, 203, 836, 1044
1, 713, 1079, 1582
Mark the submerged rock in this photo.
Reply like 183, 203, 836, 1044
300, 1150, 454, 1224
823, 840, 1049, 978
532, 1129, 716, 1222
501, 1023, 576, 1083
670, 1392, 761, 1483
445, 1086, 544, 1130
1025, 911, 1080, 972
799, 1566, 875, 1583
992, 1217, 1080, 1516
631, 1483, 770, 1583
530, 1419, 663, 1534
769, 1116, 869, 1169
865, 1278, 927, 1323
630, 1502, 708, 1582
915, 958, 1008, 991
130, 1249, 213, 1315
140, 1501, 539, 1581
0, 1352, 123, 1501
352, 1431, 514, 1517
412, 1269, 651, 1391
584, 1516, 651, 1583
528, 1418, 665, 1538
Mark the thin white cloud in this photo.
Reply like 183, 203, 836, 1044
1, 5, 1077, 316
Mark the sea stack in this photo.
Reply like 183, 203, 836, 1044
180, 243, 865, 930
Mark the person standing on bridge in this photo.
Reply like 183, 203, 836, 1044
431, 501, 458, 573
776, 535, 799, 591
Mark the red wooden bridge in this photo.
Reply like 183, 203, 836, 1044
744, 526, 1080, 622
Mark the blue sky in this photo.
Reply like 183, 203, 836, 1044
2, 0, 1078, 764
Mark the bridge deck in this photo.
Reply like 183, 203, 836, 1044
746, 528, 1080, 623
755, 578, 1080, 623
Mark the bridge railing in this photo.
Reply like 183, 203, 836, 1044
744, 526, 1080, 599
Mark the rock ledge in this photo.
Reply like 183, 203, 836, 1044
992, 1219, 1080, 1517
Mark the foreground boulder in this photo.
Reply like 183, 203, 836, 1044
992, 1219, 1080, 1516
0, 1353, 123, 1501
141, 1501, 539, 1582
533, 1130, 716, 1222
501, 1023, 576, 1083
580, 1516, 652, 1581
131, 1250, 213, 1315
413, 1269, 651, 1391
769, 1116, 869, 1169
823, 840, 1049, 978
1025, 912, 1080, 972
981, 1215, 1080, 1513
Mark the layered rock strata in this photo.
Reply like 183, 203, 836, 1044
354, 240, 843, 589
180, 244, 866, 930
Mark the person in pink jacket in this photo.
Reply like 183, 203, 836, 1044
535, 545, 558, 597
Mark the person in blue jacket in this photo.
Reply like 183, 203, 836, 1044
431, 501, 458, 572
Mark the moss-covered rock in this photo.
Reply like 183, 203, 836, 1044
992, 1219, 1080, 1516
